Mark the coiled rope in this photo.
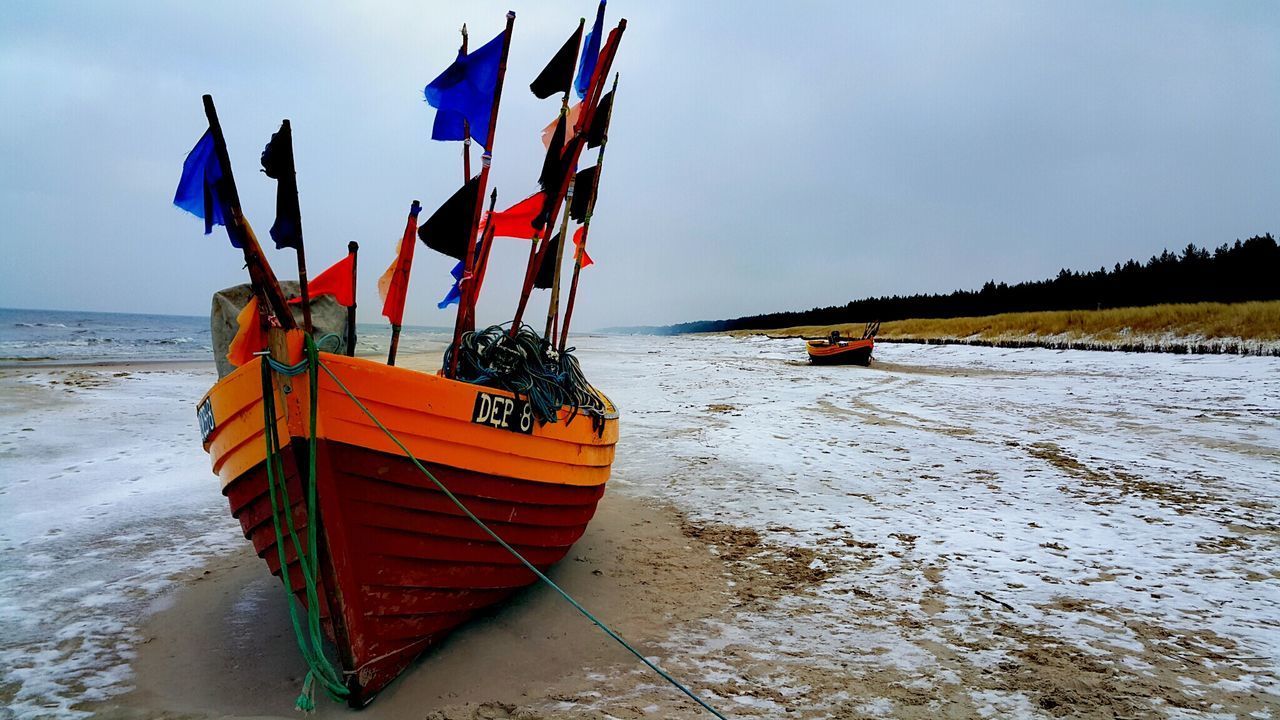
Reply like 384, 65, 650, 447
446, 324, 607, 425
258, 335, 728, 718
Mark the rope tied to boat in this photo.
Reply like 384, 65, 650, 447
258, 337, 348, 711
314, 359, 729, 719
258, 337, 728, 718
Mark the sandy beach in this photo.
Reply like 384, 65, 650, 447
3, 336, 1279, 719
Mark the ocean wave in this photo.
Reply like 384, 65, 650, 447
13, 322, 69, 328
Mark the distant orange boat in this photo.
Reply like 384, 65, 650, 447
198, 353, 618, 704
806, 337, 874, 365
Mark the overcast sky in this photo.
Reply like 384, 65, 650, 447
2, 1, 1277, 330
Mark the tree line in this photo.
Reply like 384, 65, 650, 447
659, 234, 1279, 334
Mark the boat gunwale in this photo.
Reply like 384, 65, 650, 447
200, 354, 619, 487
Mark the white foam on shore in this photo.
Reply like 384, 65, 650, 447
0, 367, 242, 719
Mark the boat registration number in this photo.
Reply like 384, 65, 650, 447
197, 398, 216, 443
471, 391, 534, 434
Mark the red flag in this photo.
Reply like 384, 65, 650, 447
292, 252, 355, 307
482, 191, 546, 239
572, 225, 594, 268
378, 203, 422, 326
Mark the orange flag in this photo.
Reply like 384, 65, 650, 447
572, 225, 594, 268
541, 102, 582, 148
378, 203, 422, 327
291, 253, 355, 307
227, 297, 267, 368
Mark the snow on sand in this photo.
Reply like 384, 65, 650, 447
1, 338, 1278, 719
575, 336, 1280, 718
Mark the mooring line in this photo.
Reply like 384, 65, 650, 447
314, 357, 730, 719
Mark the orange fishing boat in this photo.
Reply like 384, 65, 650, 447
183, 3, 629, 708
806, 324, 878, 366
198, 351, 617, 704
806, 336, 874, 365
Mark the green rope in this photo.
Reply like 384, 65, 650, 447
259, 341, 349, 711
315, 332, 344, 354
314, 358, 730, 719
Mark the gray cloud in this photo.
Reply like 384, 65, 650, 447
2, 1, 1277, 330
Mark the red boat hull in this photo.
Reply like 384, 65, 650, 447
223, 438, 606, 704
201, 353, 617, 705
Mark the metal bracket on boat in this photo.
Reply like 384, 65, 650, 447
256, 350, 293, 393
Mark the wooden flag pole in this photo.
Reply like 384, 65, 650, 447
509, 20, 625, 334
511, 98, 569, 336
460, 189, 499, 335
460, 24, 472, 182
448, 10, 515, 379
559, 73, 618, 351
346, 241, 358, 356
558, 233, 586, 351
273, 119, 312, 334
201, 94, 295, 330
538, 70, 579, 343
386, 200, 422, 367
387, 328, 400, 365
513, 231, 541, 329
543, 179, 575, 341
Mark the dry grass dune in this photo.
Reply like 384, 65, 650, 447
732, 301, 1280, 355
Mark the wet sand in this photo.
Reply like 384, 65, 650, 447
107, 494, 729, 720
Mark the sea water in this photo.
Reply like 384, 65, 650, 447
0, 307, 454, 365
0, 308, 210, 364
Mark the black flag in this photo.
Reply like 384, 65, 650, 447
260, 120, 302, 250
533, 233, 561, 289
418, 175, 481, 261
538, 112, 566, 193
530, 22, 583, 99
535, 135, 582, 230
569, 165, 597, 222
587, 90, 613, 149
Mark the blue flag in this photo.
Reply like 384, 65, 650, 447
425, 31, 504, 149
574, 1, 605, 100
430, 50, 468, 143
173, 129, 233, 243
437, 261, 465, 309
